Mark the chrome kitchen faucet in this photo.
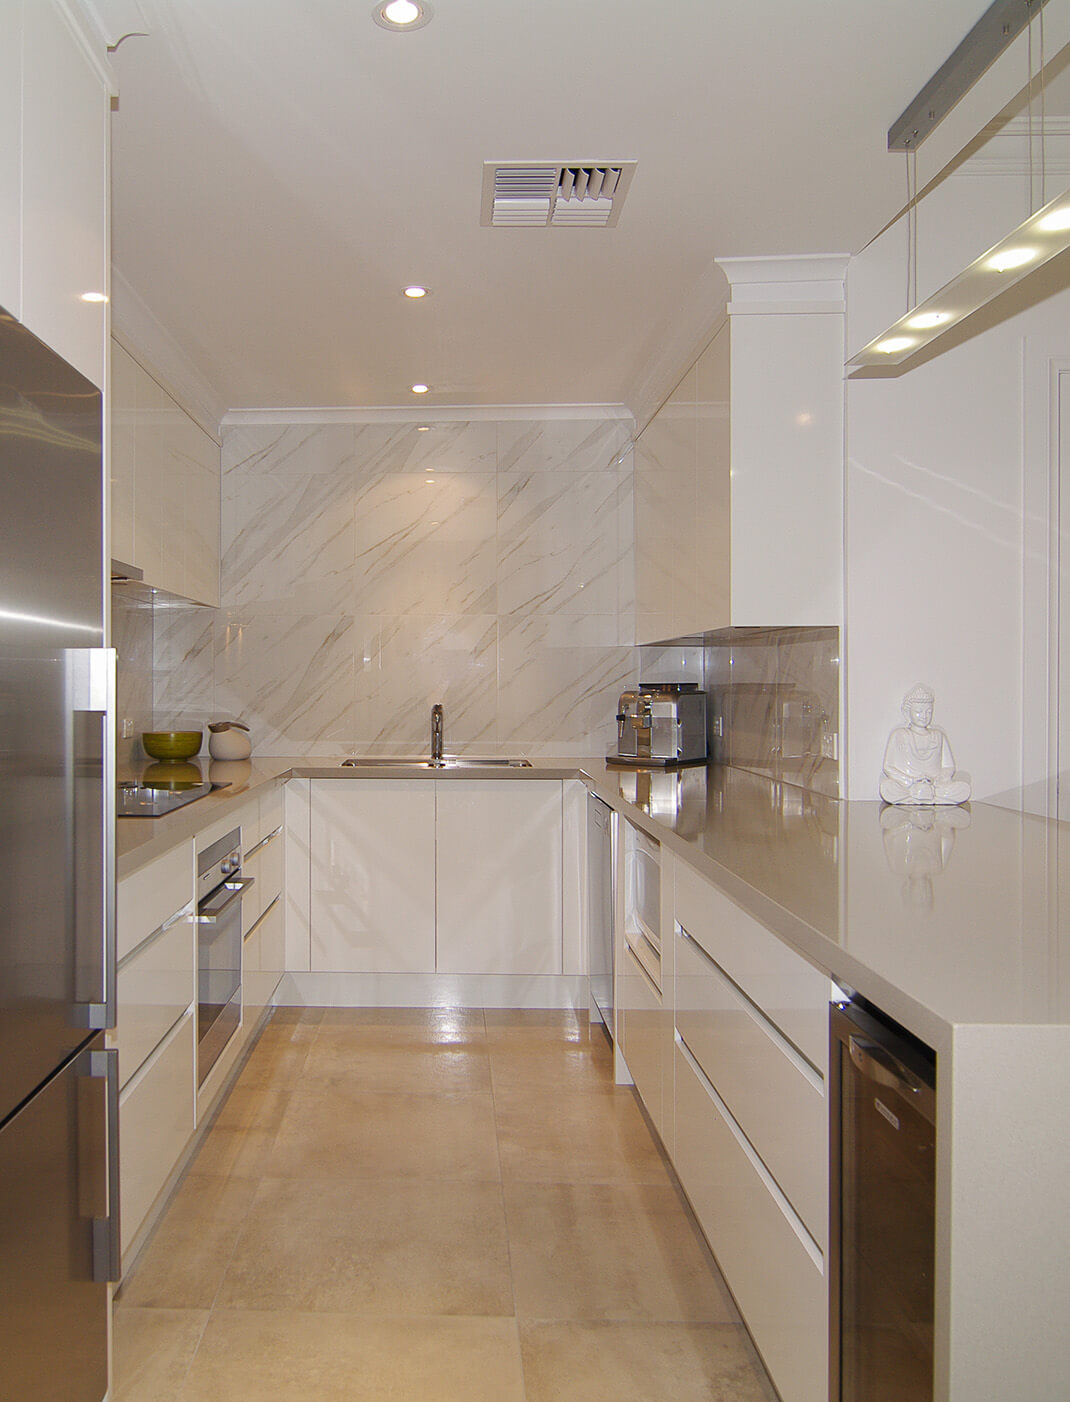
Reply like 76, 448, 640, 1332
430, 703, 444, 763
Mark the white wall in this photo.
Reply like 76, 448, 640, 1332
845, 158, 1070, 805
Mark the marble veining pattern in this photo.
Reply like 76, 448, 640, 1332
162, 418, 638, 754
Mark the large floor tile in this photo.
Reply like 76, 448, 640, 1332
267, 1083, 501, 1179
109, 1307, 208, 1402
495, 1084, 671, 1183
519, 1320, 778, 1402
488, 1032, 617, 1095
301, 1027, 493, 1093
318, 1006, 487, 1041
179, 1310, 526, 1401
217, 1176, 514, 1316
117, 1173, 259, 1310
504, 1181, 738, 1322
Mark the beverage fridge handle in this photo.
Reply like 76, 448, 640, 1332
848, 1033, 926, 1098
69, 648, 116, 1031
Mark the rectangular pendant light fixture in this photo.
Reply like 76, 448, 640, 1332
848, 182, 1070, 368
849, 0, 1060, 372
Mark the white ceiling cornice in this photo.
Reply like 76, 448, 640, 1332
221, 404, 634, 427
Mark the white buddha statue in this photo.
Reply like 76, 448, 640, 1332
879, 684, 971, 806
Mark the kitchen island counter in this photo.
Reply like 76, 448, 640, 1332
119, 756, 1070, 1049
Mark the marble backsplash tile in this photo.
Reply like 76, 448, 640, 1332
145, 416, 638, 756
112, 586, 154, 767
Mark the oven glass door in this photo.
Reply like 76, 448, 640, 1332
196, 878, 245, 1085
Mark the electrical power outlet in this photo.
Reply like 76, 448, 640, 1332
120, 717, 135, 739
820, 731, 839, 762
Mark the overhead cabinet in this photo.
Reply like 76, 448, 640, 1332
110, 341, 221, 606
0, 0, 111, 388
635, 256, 846, 644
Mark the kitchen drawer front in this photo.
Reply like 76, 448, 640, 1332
674, 860, 828, 1073
117, 840, 194, 963
619, 941, 665, 1134
675, 925, 827, 1245
119, 1009, 195, 1262
115, 912, 195, 1090
244, 896, 283, 1023
673, 1042, 827, 1402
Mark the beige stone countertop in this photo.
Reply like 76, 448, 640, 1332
117, 754, 1070, 1049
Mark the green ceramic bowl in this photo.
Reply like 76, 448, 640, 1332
142, 730, 202, 761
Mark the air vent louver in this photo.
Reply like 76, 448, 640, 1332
481, 161, 636, 228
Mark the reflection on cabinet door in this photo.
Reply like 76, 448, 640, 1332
436, 780, 563, 975
310, 780, 435, 973
674, 1041, 827, 1402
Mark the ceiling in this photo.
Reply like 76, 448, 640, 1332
106, 0, 1004, 415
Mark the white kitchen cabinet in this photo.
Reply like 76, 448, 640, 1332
310, 780, 436, 973
618, 941, 666, 1131
635, 258, 845, 645
17, 0, 111, 388
244, 895, 284, 1029
109, 341, 221, 605
0, 3, 21, 318
635, 332, 730, 643
436, 780, 563, 975
118, 1009, 196, 1264
675, 917, 827, 1245
671, 855, 829, 1402
114, 912, 195, 1092
674, 1040, 827, 1402
110, 341, 137, 565
116, 839, 195, 963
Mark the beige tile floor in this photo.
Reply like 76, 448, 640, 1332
112, 1007, 778, 1401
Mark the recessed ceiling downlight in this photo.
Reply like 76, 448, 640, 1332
403, 285, 429, 298
411, 383, 430, 394
372, 0, 433, 31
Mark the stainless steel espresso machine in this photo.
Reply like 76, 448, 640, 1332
611, 683, 707, 766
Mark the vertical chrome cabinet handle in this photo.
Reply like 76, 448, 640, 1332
79, 1047, 121, 1283
68, 648, 116, 1031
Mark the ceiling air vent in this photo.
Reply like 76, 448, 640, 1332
481, 161, 636, 228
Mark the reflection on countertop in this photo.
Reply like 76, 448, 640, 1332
115, 754, 1070, 1048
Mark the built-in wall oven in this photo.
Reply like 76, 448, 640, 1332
830, 997, 937, 1402
196, 828, 252, 1086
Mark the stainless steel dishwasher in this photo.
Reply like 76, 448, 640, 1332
830, 997, 937, 1402
587, 793, 616, 1036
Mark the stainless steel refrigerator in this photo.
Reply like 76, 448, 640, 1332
0, 306, 118, 1400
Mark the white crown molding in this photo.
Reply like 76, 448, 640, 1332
54, 0, 118, 93
111, 268, 227, 438
221, 403, 634, 427
717, 253, 849, 308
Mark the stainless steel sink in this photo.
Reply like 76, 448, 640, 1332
340, 756, 532, 768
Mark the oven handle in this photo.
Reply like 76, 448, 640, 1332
196, 876, 255, 923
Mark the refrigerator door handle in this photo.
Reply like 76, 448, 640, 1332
68, 648, 117, 1032
77, 1047, 121, 1283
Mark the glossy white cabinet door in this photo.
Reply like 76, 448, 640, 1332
110, 342, 137, 565
0, 3, 21, 319
116, 840, 195, 963
20, 0, 109, 387
310, 780, 435, 973
118, 1010, 195, 1263
436, 780, 563, 975
114, 913, 195, 1091
674, 1043, 827, 1402
618, 941, 665, 1133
